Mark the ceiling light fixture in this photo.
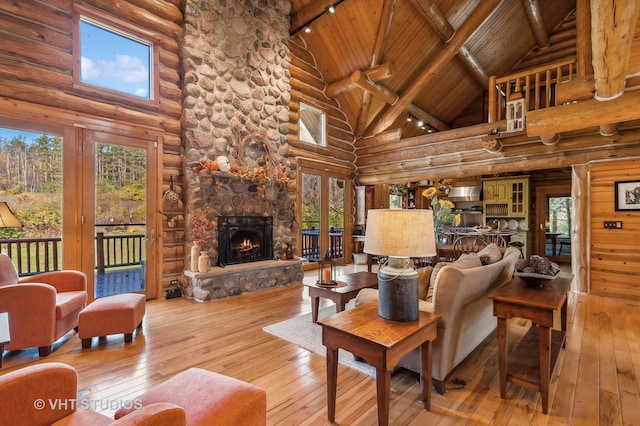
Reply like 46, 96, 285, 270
293, 1, 344, 36
406, 114, 436, 133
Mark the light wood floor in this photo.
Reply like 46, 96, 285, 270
2, 264, 640, 425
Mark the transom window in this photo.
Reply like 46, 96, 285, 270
299, 102, 326, 146
77, 15, 154, 100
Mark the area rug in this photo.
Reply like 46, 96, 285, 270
263, 307, 376, 378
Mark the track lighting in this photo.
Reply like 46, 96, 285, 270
293, 1, 344, 36
406, 114, 436, 133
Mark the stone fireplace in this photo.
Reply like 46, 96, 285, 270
180, 0, 303, 301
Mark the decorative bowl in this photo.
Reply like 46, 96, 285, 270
514, 271, 560, 286
474, 227, 492, 234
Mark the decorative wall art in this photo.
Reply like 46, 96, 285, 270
614, 180, 640, 211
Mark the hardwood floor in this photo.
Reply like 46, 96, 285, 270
2, 264, 640, 425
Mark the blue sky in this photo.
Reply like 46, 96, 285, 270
0, 128, 45, 144
80, 19, 150, 98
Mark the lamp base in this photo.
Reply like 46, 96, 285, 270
377, 257, 418, 321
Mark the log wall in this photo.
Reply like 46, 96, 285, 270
0, 0, 184, 292
287, 36, 356, 169
589, 158, 640, 300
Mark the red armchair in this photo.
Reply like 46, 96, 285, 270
0, 253, 87, 357
0, 362, 186, 425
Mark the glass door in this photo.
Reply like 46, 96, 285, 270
82, 131, 158, 299
299, 162, 349, 266
535, 184, 572, 263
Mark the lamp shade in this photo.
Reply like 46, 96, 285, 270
363, 209, 436, 257
0, 202, 22, 228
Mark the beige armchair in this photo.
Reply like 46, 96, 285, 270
0, 253, 87, 357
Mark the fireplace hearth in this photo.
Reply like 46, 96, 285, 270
218, 216, 273, 266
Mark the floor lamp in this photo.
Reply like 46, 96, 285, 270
363, 209, 436, 321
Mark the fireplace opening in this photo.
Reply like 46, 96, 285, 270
218, 216, 273, 266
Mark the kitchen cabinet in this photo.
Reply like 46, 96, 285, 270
483, 176, 530, 257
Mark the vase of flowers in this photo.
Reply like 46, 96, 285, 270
422, 186, 461, 243
388, 184, 407, 209
188, 204, 217, 266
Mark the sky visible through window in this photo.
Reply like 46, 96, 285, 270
80, 19, 151, 99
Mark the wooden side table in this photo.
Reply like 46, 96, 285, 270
488, 275, 572, 414
303, 271, 378, 323
0, 312, 10, 368
318, 301, 440, 426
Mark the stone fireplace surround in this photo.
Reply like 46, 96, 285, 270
181, 0, 303, 301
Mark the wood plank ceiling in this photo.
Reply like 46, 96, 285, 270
290, 0, 575, 139
289, 0, 640, 183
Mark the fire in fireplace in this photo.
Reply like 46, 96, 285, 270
217, 216, 273, 266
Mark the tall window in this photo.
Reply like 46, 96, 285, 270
77, 15, 154, 100
299, 102, 326, 146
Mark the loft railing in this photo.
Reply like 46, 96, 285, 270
488, 58, 577, 123
0, 233, 145, 276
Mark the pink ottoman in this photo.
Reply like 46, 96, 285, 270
78, 293, 145, 348
114, 368, 267, 425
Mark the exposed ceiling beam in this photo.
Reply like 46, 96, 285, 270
357, 0, 397, 136
522, 0, 549, 48
590, 0, 640, 100
368, 0, 502, 136
413, 0, 489, 88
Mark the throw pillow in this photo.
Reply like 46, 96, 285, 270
476, 243, 501, 264
417, 266, 434, 300
426, 253, 482, 302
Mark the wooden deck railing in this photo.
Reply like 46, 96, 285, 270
301, 228, 344, 261
488, 58, 577, 123
0, 233, 146, 276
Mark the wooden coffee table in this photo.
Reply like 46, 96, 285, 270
304, 271, 378, 323
318, 301, 440, 426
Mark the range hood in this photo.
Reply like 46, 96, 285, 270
447, 186, 482, 202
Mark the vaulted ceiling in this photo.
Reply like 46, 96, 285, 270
288, 0, 640, 184
290, 0, 576, 140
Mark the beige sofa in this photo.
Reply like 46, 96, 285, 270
356, 244, 521, 394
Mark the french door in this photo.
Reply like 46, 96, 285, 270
0, 117, 159, 301
80, 130, 158, 300
299, 161, 350, 268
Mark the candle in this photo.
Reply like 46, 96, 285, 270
323, 268, 331, 284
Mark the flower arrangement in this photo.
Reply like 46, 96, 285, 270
189, 204, 217, 250
388, 184, 408, 196
422, 186, 461, 240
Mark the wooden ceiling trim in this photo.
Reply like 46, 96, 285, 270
412, 0, 489, 87
368, 0, 502, 136
356, 0, 397, 136
522, 0, 550, 48
590, 0, 640, 100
